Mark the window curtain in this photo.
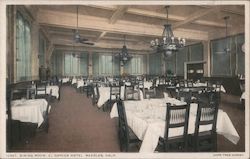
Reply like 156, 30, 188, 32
64, 53, 79, 76
92, 53, 120, 76
236, 34, 244, 75
211, 37, 232, 76
165, 53, 176, 75
51, 51, 63, 76
16, 12, 31, 81
189, 43, 203, 61
92, 53, 99, 76
79, 53, 88, 76
124, 54, 145, 75
149, 53, 161, 75
176, 47, 188, 76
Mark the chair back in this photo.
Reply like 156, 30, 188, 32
110, 85, 121, 100
92, 84, 100, 105
187, 80, 193, 88
179, 80, 185, 88
35, 81, 47, 98
164, 103, 190, 151
215, 82, 221, 92
138, 80, 144, 89
10, 88, 27, 100
177, 90, 192, 103
193, 100, 219, 151
195, 101, 219, 135
116, 99, 130, 146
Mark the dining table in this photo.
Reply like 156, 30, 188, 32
176, 82, 226, 93
97, 86, 125, 108
61, 77, 70, 84
11, 99, 49, 127
110, 97, 240, 153
36, 85, 60, 99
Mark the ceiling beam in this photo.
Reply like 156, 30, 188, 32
38, 9, 209, 41
199, 5, 244, 16
54, 45, 150, 54
50, 30, 141, 43
96, 31, 107, 42
51, 38, 151, 51
109, 6, 128, 24
89, 5, 227, 28
172, 7, 220, 29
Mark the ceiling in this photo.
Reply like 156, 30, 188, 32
29, 4, 245, 54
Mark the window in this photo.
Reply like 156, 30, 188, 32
124, 54, 146, 75
92, 53, 120, 76
79, 54, 88, 76
64, 53, 88, 76
149, 53, 161, 75
51, 51, 63, 76
189, 43, 203, 61
165, 53, 176, 75
176, 47, 188, 76
211, 37, 233, 76
16, 12, 31, 81
235, 34, 245, 75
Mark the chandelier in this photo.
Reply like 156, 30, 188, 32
115, 35, 132, 65
150, 6, 186, 56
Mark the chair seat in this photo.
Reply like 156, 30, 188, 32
156, 136, 187, 152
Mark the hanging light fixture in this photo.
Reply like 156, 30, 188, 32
115, 35, 132, 66
150, 6, 186, 56
224, 16, 231, 53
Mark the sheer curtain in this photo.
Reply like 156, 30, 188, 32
92, 53, 120, 76
16, 12, 31, 81
124, 54, 145, 75
64, 53, 88, 76
149, 53, 161, 75
211, 37, 232, 76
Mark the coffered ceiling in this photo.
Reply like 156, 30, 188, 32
28, 4, 244, 53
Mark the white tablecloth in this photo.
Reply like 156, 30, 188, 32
176, 83, 226, 93
144, 81, 153, 89
72, 78, 77, 85
97, 86, 126, 108
11, 99, 48, 127
37, 85, 59, 99
240, 92, 245, 101
77, 80, 86, 88
62, 78, 70, 83
110, 98, 240, 152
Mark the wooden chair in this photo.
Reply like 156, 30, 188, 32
124, 85, 140, 101
92, 84, 100, 106
157, 103, 190, 152
206, 81, 214, 92
35, 81, 47, 99
177, 90, 192, 103
191, 100, 219, 152
11, 88, 27, 100
116, 99, 141, 152
179, 80, 185, 88
37, 91, 52, 133
106, 85, 120, 111
144, 87, 156, 99
187, 80, 193, 88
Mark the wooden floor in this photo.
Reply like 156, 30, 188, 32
10, 85, 245, 152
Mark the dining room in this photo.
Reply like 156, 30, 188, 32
2, 1, 248, 158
